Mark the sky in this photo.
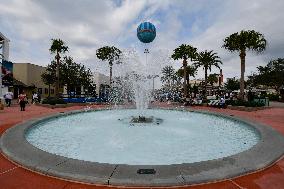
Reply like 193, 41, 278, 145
1, 0, 284, 80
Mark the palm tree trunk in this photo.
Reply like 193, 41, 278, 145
55, 51, 60, 97
186, 74, 189, 87
109, 63, 113, 86
240, 50, 246, 100
48, 84, 51, 97
204, 68, 208, 98
183, 58, 188, 98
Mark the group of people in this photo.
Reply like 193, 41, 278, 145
3, 91, 41, 111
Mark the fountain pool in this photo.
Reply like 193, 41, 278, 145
2, 108, 284, 186
26, 109, 259, 165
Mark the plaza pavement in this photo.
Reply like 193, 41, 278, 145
0, 104, 284, 189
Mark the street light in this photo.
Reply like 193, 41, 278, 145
147, 74, 159, 92
0, 40, 4, 103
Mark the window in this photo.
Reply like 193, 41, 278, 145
45, 88, 48, 94
50, 89, 54, 94
38, 88, 42, 94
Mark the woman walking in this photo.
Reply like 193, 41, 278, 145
18, 91, 27, 111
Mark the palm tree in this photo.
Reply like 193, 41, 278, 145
222, 30, 267, 100
207, 74, 219, 86
49, 39, 68, 97
172, 44, 197, 98
176, 65, 197, 86
161, 65, 177, 89
194, 50, 222, 97
96, 46, 121, 85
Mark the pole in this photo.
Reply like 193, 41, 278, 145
144, 48, 149, 64
152, 77, 154, 91
0, 41, 3, 103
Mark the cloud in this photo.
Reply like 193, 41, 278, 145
188, 0, 284, 79
0, 0, 283, 81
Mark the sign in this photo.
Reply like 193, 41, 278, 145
2, 60, 13, 86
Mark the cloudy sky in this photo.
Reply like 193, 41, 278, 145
1, 0, 284, 80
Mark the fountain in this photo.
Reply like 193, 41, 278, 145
2, 21, 284, 187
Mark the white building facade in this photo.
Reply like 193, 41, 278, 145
0, 32, 10, 100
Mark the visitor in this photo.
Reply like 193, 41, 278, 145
18, 91, 27, 111
32, 93, 38, 104
4, 91, 13, 107
219, 97, 226, 108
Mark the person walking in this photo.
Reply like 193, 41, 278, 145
32, 92, 38, 104
18, 91, 27, 111
4, 91, 13, 107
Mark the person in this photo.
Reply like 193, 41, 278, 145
219, 96, 226, 108
4, 91, 13, 107
18, 91, 27, 111
32, 93, 38, 104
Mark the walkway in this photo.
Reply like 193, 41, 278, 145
270, 101, 284, 108
0, 104, 284, 189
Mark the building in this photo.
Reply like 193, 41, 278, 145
0, 32, 9, 61
13, 63, 55, 99
61, 72, 109, 98
0, 32, 10, 98
92, 72, 110, 98
188, 70, 224, 96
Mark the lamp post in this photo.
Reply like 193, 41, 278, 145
147, 74, 159, 92
0, 41, 3, 103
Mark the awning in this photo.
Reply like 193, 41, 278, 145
13, 78, 28, 87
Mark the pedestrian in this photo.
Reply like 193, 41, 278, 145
4, 91, 13, 107
18, 91, 27, 111
219, 96, 226, 108
32, 93, 38, 104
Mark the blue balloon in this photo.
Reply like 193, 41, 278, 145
137, 22, 156, 43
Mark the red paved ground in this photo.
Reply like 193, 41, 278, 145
0, 104, 284, 189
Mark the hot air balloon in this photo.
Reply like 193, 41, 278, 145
137, 22, 156, 43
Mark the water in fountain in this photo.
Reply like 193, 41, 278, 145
110, 48, 172, 116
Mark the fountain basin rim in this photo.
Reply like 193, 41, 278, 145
1, 108, 284, 187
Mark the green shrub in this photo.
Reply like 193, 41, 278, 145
42, 97, 66, 105
266, 94, 279, 101
202, 99, 210, 103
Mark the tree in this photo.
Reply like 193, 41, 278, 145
176, 65, 197, 85
248, 58, 284, 92
42, 57, 94, 97
96, 46, 121, 85
225, 77, 240, 91
172, 44, 198, 98
207, 74, 219, 86
194, 50, 222, 97
41, 71, 55, 97
160, 65, 177, 88
222, 30, 267, 100
49, 39, 69, 97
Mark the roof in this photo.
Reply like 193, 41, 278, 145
0, 32, 10, 42
13, 78, 28, 87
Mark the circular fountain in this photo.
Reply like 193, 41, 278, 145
1, 23, 284, 187
25, 109, 260, 165
1, 108, 284, 186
